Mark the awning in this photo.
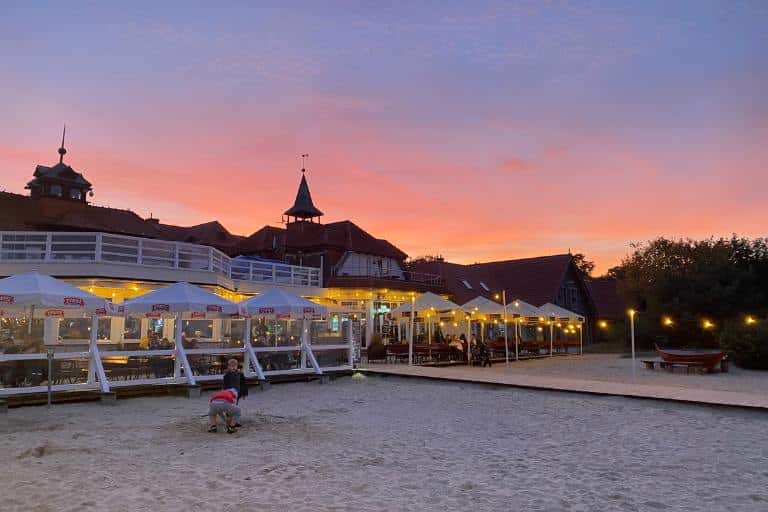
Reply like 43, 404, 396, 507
239, 287, 327, 319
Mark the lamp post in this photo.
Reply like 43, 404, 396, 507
629, 309, 636, 373
577, 323, 583, 355
495, 291, 509, 366
408, 295, 415, 366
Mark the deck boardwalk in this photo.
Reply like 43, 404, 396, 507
360, 364, 768, 410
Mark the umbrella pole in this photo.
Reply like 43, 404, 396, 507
466, 318, 471, 365
503, 291, 508, 366
549, 322, 554, 357
28, 305, 34, 337
408, 299, 415, 366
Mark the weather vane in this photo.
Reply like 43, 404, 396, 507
58, 124, 67, 164
301, 153, 309, 171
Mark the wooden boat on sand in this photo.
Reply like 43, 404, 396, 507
654, 344, 725, 370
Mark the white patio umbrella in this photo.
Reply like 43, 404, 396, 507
0, 271, 111, 392
239, 287, 328, 319
239, 288, 328, 376
118, 282, 239, 318
506, 299, 543, 360
462, 296, 507, 361
390, 292, 464, 365
118, 282, 239, 385
0, 271, 109, 317
538, 303, 585, 356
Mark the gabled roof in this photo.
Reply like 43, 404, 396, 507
236, 225, 286, 255
0, 192, 160, 238
587, 277, 625, 320
156, 220, 244, 253
284, 172, 323, 219
27, 162, 92, 189
410, 254, 576, 305
285, 220, 408, 260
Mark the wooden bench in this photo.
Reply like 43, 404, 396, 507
642, 359, 660, 369
659, 361, 705, 374
643, 359, 705, 374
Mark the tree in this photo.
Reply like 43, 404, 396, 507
613, 236, 768, 350
572, 253, 595, 277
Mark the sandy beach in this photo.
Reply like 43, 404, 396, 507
2, 375, 767, 512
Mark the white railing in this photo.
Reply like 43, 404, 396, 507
0, 342, 351, 396
0, 231, 321, 287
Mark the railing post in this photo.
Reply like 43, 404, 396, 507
45, 233, 52, 260
272, 264, 277, 283
208, 247, 213, 271
90, 316, 110, 393
137, 238, 143, 265
95, 233, 103, 262
249, 261, 254, 281
174, 243, 179, 269
290, 266, 295, 285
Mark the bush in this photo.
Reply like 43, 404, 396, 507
719, 321, 768, 370
367, 334, 386, 362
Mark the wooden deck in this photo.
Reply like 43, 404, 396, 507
360, 364, 768, 410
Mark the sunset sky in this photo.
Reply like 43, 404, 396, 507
1, 1, 766, 273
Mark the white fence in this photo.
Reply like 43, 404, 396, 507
0, 231, 322, 288
0, 341, 351, 397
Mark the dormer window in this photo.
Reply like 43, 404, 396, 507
461, 280, 473, 290
69, 188, 82, 200
480, 282, 490, 292
50, 184, 62, 197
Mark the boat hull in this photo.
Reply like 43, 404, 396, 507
655, 344, 725, 369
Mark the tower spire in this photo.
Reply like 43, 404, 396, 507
58, 124, 67, 164
284, 158, 323, 223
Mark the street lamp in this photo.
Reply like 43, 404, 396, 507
495, 291, 510, 365
745, 315, 757, 326
408, 295, 415, 365
628, 309, 637, 367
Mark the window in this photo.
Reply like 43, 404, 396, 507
461, 280, 473, 290
50, 184, 62, 197
480, 282, 490, 292
69, 188, 82, 200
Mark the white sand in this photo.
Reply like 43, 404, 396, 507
1, 375, 767, 511
481, 353, 768, 395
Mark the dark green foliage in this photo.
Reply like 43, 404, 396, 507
614, 236, 768, 353
719, 321, 768, 370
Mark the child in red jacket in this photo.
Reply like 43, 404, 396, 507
207, 388, 240, 434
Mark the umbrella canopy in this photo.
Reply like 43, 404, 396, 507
390, 292, 463, 317
118, 282, 238, 319
462, 296, 506, 315
507, 299, 543, 320
0, 271, 109, 317
239, 287, 327, 319
538, 302, 584, 323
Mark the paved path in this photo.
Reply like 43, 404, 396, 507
361, 364, 768, 410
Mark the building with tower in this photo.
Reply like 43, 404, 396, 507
0, 135, 600, 351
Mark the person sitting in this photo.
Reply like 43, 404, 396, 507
139, 329, 153, 350
222, 358, 248, 405
473, 338, 492, 367
449, 335, 464, 361
207, 388, 240, 434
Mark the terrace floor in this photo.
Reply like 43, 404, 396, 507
361, 353, 768, 409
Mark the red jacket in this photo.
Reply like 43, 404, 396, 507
210, 390, 236, 404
